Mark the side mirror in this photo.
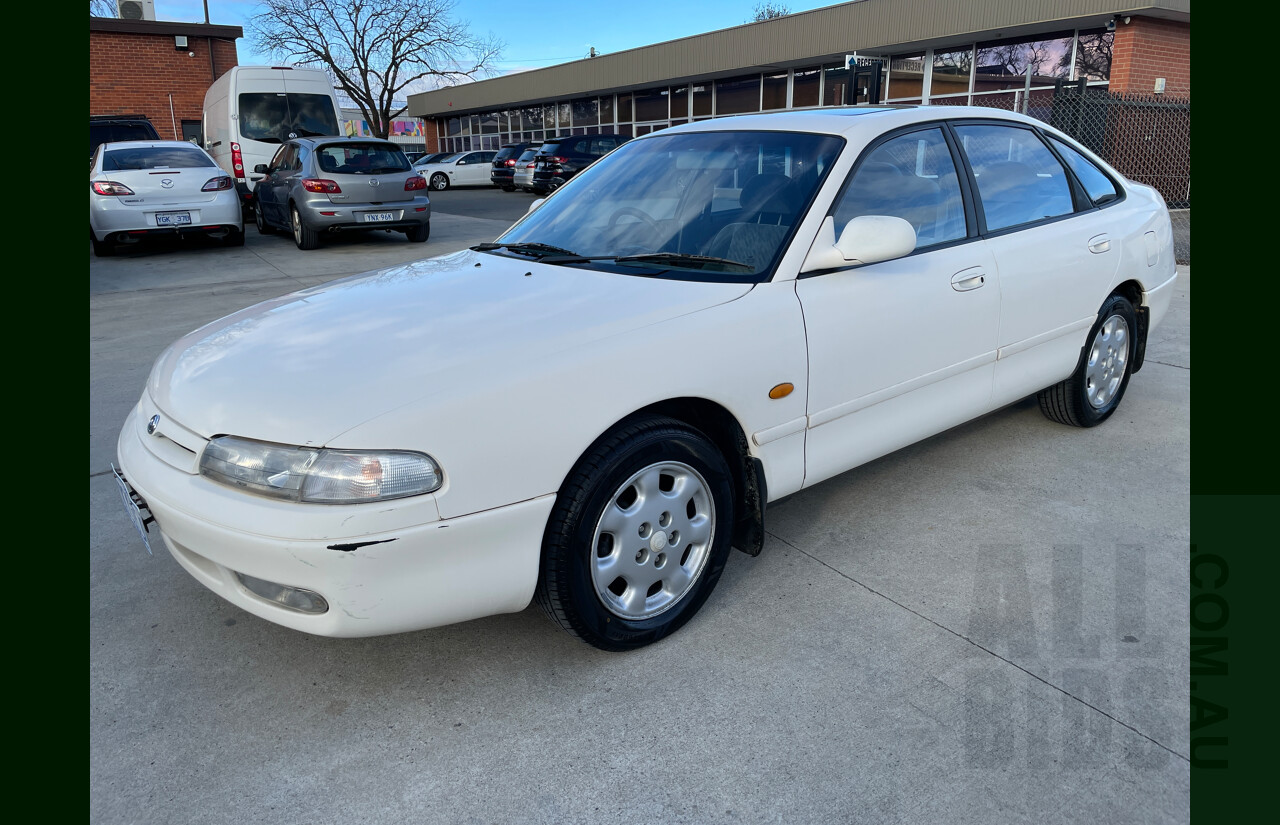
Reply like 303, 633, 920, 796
528, 198, 545, 213
253, 164, 269, 174
800, 215, 916, 273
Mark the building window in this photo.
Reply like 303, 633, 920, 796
930, 47, 973, 99
600, 94, 615, 126
974, 32, 1074, 94
692, 84, 712, 116
521, 107, 541, 131
670, 86, 689, 119
634, 88, 668, 122
572, 97, 598, 126
792, 67, 821, 108
616, 93, 633, 124
716, 75, 761, 115
762, 72, 788, 110
1074, 28, 1114, 81
822, 64, 848, 106
886, 53, 925, 101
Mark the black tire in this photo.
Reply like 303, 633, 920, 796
502, 185, 516, 192
404, 221, 430, 243
1038, 293, 1138, 427
536, 416, 736, 651
291, 205, 321, 250
222, 228, 245, 247
254, 203, 275, 235
430, 173, 449, 191
90, 229, 114, 257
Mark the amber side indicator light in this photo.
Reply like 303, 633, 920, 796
768, 383, 794, 399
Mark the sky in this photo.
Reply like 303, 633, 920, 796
156, 1, 850, 78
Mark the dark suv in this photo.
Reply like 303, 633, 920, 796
490, 143, 531, 191
531, 134, 628, 193
90, 115, 160, 159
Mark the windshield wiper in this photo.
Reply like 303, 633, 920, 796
610, 252, 754, 272
470, 242, 580, 258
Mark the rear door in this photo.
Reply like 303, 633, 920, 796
951, 121, 1122, 404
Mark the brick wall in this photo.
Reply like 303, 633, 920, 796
90, 31, 239, 140
1109, 16, 1190, 97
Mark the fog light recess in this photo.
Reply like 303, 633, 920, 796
235, 572, 329, 614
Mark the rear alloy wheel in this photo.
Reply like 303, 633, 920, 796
254, 204, 274, 235
430, 173, 450, 191
1038, 293, 1137, 427
404, 221, 430, 243
291, 205, 321, 250
536, 416, 735, 651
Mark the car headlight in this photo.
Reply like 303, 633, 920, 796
199, 436, 442, 504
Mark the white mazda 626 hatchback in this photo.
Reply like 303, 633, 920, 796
115, 107, 1177, 650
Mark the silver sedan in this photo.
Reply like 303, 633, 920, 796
89, 140, 243, 256
252, 137, 432, 250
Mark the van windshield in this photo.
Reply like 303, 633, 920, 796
238, 93, 339, 143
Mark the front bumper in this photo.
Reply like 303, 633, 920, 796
116, 398, 552, 637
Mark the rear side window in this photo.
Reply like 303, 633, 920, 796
315, 143, 409, 174
238, 93, 339, 142
832, 127, 967, 251
103, 146, 216, 170
1049, 136, 1120, 205
954, 123, 1074, 231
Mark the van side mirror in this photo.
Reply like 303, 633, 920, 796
253, 164, 269, 174
800, 215, 917, 273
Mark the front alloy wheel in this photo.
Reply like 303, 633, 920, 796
536, 416, 735, 651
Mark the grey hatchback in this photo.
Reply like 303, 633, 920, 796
252, 137, 431, 250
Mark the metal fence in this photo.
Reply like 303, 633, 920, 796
961, 81, 1191, 263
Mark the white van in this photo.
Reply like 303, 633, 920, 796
202, 66, 342, 203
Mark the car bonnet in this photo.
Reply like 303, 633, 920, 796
148, 250, 753, 446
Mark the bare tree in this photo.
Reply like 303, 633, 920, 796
748, 2, 791, 22
90, 0, 116, 16
250, 0, 502, 139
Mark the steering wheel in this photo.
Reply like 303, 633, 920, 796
607, 207, 659, 232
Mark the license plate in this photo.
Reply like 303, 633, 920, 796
156, 211, 192, 226
363, 212, 395, 222
112, 465, 154, 555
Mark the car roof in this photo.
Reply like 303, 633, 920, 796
292, 136, 399, 147
659, 105, 1045, 139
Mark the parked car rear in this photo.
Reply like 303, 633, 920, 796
90, 115, 160, 159
531, 134, 628, 193
512, 148, 540, 192
490, 143, 530, 191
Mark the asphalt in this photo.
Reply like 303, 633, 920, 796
90, 186, 1191, 825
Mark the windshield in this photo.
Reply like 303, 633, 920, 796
238, 93, 340, 143
494, 130, 844, 281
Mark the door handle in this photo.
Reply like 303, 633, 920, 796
951, 267, 986, 292
1088, 234, 1111, 254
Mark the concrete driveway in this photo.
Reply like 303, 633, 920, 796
90, 190, 1191, 824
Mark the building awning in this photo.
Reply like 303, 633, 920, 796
408, 0, 1188, 118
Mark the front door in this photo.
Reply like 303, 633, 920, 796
797, 126, 1001, 486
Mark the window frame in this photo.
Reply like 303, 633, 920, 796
1041, 132, 1126, 211
945, 118, 1094, 237
802, 120, 982, 278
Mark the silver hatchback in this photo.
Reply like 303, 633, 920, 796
252, 137, 431, 250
